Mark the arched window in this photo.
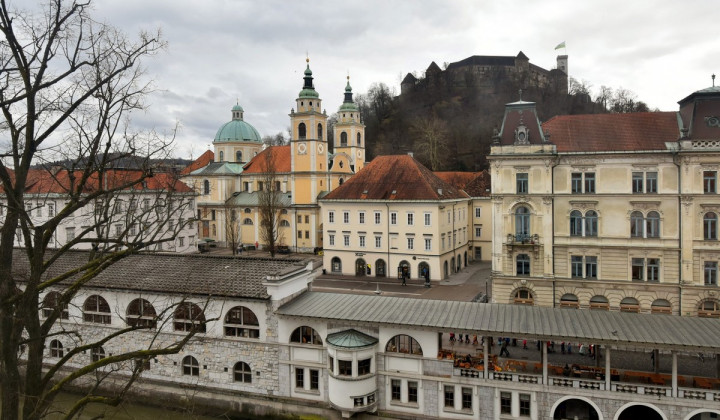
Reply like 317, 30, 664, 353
281, 209, 288, 214
234, 361, 252, 383
620, 297, 640, 313
244, 208, 252, 213
243, 218, 253, 225
91, 346, 106, 362
559, 293, 579, 308
651, 299, 672, 314
339, 178, 344, 185
290, 326, 323, 345
127, 299, 157, 328
83, 295, 111, 324
219, 151, 224, 162
385, 334, 423, 355
515, 206, 530, 241
630, 211, 644, 237
280, 219, 290, 227
340, 131, 348, 147
42, 291, 68, 320
589, 295, 609, 310
357, 133, 362, 146
331, 257, 342, 273
704, 212, 718, 240
236, 150, 242, 162
298, 123, 306, 139
569, 210, 582, 236
516, 254, 530, 276
514, 288, 534, 305
50, 339, 63, 358
174, 302, 206, 333
182, 355, 199, 376
203, 180, 210, 195
646, 211, 660, 238
317, 123, 323, 140
585, 210, 598, 236
699, 300, 720, 318
224, 306, 259, 338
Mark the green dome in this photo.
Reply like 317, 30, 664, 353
338, 76, 358, 111
298, 60, 319, 99
214, 105, 262, 143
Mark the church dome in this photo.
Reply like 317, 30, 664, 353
214, 104, 262, 143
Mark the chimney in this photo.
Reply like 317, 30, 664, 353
407, 152, 414, 158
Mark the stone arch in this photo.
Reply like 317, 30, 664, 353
550, 396, 603, 420
375, 259, 386, 277
613, 402, 667, 420
684, 408, 720, 420
512, 286, 534, 305
355, 258, 366, 276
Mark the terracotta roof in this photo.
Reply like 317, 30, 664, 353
13, 250, 309, 299
322, 155, 468, 201
19, 169, 192, 195
242, 146, 291, 174
180, 150, 214, 175
433, 172, 483, 190
541, 112, 679, 153
463, 171, 491, 197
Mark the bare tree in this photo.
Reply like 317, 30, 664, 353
257, 148, 284, 257
610, 87, 650, 113
0, 1, 201, 419
224, 201, 240, 255
262, 132, 287, 146
411, 113, 449, 171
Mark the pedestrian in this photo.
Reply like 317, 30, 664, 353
561, 342, 565, 354
449, 332, 455, 343
465, 334, 470, 344
567, 342, 572, 354
500, 340, 510, 357
579, 343, 585, 355
472, 335, 478, 346
402, 272, 407, 286
522, 339, 527, 349
650, 351, 655, 368
590, 344, 595, 359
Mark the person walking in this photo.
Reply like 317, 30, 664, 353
561, 342, 566, 354
401, 272, 407, 286
500, 340, 510, 357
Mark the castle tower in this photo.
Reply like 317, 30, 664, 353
289, 58, 329, 205
332, 76, 366, 176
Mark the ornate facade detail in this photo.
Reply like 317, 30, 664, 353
569, 200, 598, 210
569, 165, 595, 172
564, 156, 604, 166
629, 201, 661, 211
699, 203, 720, 214
542, 196, 553, 205
706, 116, 720, 128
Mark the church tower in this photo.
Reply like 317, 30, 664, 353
332, 76, 366, 178
289, 58, 329, 205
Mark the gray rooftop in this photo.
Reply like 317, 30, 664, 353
226, 191, 292, 207
278, 292, 720, 352
15, 250, 309, 299
190, 162, 245, 176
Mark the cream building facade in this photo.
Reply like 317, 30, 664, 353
489, 86, 720, 317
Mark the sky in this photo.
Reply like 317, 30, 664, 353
80, 0, 719, 159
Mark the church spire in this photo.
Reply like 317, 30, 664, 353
299, 57, 319, 98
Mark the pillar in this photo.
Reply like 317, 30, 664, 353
542, 341, 548, 384
605, 346, 611, 390
672, 351, 678, 397
484, 336, 490, 379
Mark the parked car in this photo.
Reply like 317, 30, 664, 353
277, 245, 291, 254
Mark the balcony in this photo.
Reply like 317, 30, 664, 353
506, 234, 541, 257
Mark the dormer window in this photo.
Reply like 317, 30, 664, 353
515, 124, 530, 145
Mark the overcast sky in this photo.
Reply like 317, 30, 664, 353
85, 0, 718, 160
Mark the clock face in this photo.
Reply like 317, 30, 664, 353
318, 144, 324, 153
297, 143, 307, 154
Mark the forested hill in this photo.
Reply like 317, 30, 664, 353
350, 77, 650, 172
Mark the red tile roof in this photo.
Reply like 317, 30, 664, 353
542, 112, 679, 152
433, 172, 483, 190
463, 171, 491, 197
180, 150, 214, 175
242, 146, 291, 174
323, 155, 468, 201
18, 169, 192, 194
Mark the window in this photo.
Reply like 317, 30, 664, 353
358, 358, 371, 375
183, 356, 199, 376
374, 211, 381, 224
42, 291, 68, 320
280, 220, 290, 227
519, 393, 531, 416
444, 385, 454, 408
375, 236, 381, 248
571, 173, 583, 193
91, 346, 105, 362
310, 369, 319, 390
407, 237, 414, 250
328, 211, 334, 223
66, 227, 75, 241
290, 326, 323, 345
127, 299, 157, 328
344, 235, 350, 246
233, 362, 251, 383
224, 306, 260, 338
475, 227, 482, 237
646, 211, 660, 237
174, 302, 206, 333
475, 207, 481, 218
647, 258, 660, 282
586, 256, 598, 278
699, 300, 720, 318
515, 206, 530, 241
560, 294, 580, 308
585, 211, 598, 236
385, 335, 423, 355
425, 238, 431, 251
620, 297, 640, 313
390, 212, 397, 225
407, 213, 414, 226
50, 340, 63, 358
338, 360, 352, 376
218, 151, 224, 162
646, 172, 658, 193
298, 122, 306, 139
304, 230, 309, 239
704, 212, 718, 240
359, 212, 365, 224
304, 215, 309, 224
343, 211, 349, 224
514, 288, 533, 305
516, 254, 530, 276
297, 230, 303, 239
83, 295, 111, 324
705, 262, 718, 285
500, 392, 512, 414
461, 387, 472, 410
516, 173, 528, 194
203, 179, 210, 195
590, 295, 610, 310
340, 131, 348, 146
630, 211, 644, 237
329, 234, 335, 246
571, 256, 583, 278
632, 258, 645, 281
317, 123, 323, 140
704, 171, 717, 193
48, 203, 55, 217
570, 210, 582, 236
243, 218, 253, 225
584, 173, 596, 193
295, 367, 304, 388
632, 172, 644, 193
424, 212, 431, 226
651, 299, 672, 314
236, 150, 242, 162
359, 235, 366, 247
391, 380, 401, 401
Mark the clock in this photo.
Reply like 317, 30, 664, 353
297, 143, 307, 154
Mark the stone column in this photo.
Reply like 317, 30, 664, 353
542, 341, 548, 385
605, 346, 611, 390
672, 351, 678, 397
484, 337, 490, 379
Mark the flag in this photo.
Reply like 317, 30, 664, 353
555, 41, 566, 50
